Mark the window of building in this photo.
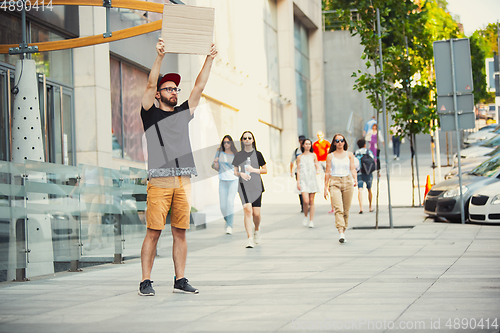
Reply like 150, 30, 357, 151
294, 19, 311, 138
110, 57, 148, 162
264, 0, 280, 95
0, 11, 75, 165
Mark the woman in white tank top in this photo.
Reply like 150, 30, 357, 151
324, 134, 357, 244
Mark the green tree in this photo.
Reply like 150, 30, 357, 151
323, 0, 461, 206
469, 34, 489, 105
473, 23, 499, 58
470, 23, 499, 104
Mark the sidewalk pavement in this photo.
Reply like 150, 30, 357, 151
1, 198, 499, 332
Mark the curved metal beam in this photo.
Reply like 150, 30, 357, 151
0, 0, 165, 54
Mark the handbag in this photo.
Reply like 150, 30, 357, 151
211, 150, 220, 171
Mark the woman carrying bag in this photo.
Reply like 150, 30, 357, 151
212, 135, 239, 234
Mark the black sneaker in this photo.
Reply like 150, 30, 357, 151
173, 277, 199, 294
138, 279, 155, 296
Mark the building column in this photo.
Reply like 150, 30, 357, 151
73, 6, 112, 168
277, 0, 298, 158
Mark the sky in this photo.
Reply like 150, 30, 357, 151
446, 0, 500, 36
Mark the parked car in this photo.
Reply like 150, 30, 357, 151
477, 106, 488, 119
487, 104, 498, 120
424, 154, 500, 222
445, 147, 500, 179
469, 182, 500, 224
455, 134, 500, 165
464, 124, 500, 147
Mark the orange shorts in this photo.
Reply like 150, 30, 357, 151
146, 176, 191, 230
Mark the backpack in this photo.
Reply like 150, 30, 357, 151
360, 151, 376, 175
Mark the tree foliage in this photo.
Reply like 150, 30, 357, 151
470, 23, 499, 104
323, 0, 462, 139
473, 23, 499, 58
469, 35, 489, 105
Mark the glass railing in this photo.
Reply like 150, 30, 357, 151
25, 160, 80, 276
0, 161, 27, 282
119, 166, 148, 258
0, 161, 151, 282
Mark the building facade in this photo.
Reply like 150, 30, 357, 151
1, 0, 324, 212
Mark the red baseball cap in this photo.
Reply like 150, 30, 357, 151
157, 73, 181, 90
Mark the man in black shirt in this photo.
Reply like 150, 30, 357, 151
138, 38, 217, 296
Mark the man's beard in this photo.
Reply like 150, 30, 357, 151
160, 95, 177, 107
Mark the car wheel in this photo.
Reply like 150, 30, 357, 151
102, 214, 120, 233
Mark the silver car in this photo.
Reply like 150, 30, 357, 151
424, 154, 500, 222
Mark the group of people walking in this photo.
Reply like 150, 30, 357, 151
290, 133, 358, 243
138, 37, 403, 297
212, 131, 267, 249
213, 131, 365, 247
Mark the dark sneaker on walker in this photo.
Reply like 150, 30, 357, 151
138, 279, 155, 296
173, 277, 199, 294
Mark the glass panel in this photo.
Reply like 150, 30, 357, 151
0, 71, 8, 162
62, 91, 73, 165
0, 161, 26, 282
121, 62, 147, 162
300, 24, 309, 58
0, 12, 23, 66
79, 164, 122, 258
294, 20, 301, 51
120, 166, 147, 257
110, 58, 123, 159
296, 72, 311, 138
31, 24, 73, 86
49, 87, 63, 164
294, 19, 311, 137
24, 161, 80, 268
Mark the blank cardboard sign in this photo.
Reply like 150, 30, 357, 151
161, 4, 214, 55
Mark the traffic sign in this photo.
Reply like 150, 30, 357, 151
437, 94, 474, 115
439, 113, 475, 132
434, 38, 474, 96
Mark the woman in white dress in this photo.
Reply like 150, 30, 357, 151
296, 139, 320, 228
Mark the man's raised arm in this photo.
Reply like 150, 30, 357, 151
188, 44, 218, 114
142, 38, 166, 111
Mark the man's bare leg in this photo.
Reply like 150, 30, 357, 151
141, 228, 162, 281
358, 188, 363, 213
368, 188, 373, 212
171, 226, 187, 280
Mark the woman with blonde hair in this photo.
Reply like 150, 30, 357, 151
324, 134, 357, 243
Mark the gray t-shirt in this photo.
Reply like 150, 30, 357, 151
141, 101, 197, 179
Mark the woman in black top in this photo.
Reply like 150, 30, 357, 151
232, 131, 267, 248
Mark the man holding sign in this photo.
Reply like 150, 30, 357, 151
139, 37, 217, 296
